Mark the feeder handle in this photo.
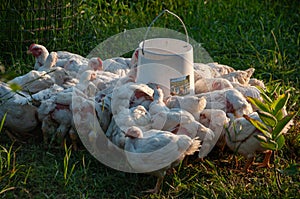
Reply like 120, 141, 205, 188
142, 9, 189, 55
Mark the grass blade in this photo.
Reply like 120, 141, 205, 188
268, 83, 281, 97
0, 113, 7, 132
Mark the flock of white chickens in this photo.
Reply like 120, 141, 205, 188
0, 43, 278, 193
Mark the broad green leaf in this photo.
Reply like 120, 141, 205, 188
260, 141, 277, 150
246, 97, 270, 112
8, 83, 22, 92
257, 110, 277, 127
0, 113, 7, 132
254, 134, 268, 143
275, 109, 284, 120
243, 114, 271, 138
271, 93, 290, 116
276, 134, 285, 150
273, 112, 298, 139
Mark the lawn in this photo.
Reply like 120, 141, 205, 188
0, 0, 299, 198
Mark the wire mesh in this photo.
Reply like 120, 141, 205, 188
0, 0, 78, 64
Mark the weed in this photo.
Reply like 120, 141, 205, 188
0, 114, 32, 197
63, 140, 78, 186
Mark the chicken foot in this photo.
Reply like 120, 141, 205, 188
243, 157, 255, 173
69, 128, 78, 151
255, 150, 272, 168
143, 176, 163, 194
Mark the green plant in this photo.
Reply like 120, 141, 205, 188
245, 87, 297, 152
244, 87, 298, 190
63, 141, 78, 186
0, 113, 31, 196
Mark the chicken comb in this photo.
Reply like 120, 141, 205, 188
28, 43, 37, 50
134, 50, 139, 58
97, 57, 103, 66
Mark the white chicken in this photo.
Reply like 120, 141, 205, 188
106, 104, 152, 149
194, 78, 233, 94
95, 93, 112, 133
33, 51, 80, 88
93, 71, 135, 102
72, 93, 99, 149
148, 84, 169, 116
13, 84, 64, 105
0, 82, 40, 141
8, 70, 54, 93
106, 117, 126, 149
27, 43, 90, 70
231, 82, 262, 101
196, 88, 253, 118
56, 50, 89, 67
102, 57, 131, 77
207, 62, 235, 75
231, 82, 263, 111
27, 43, 49, 70
37, 52, 58, 72
130, 49, 139, 68
110, 82, 154, 115
76, 70, 98, 97
37, 88, 88, 150
124, 126, 201, 193
165, 95, 207, 121
114, 105, 152, 132
151, 108, 216, 158
48, 67, 79, 89
248, 78, 266, 90
193, 63, 221, 81
88, 57, 103, 71
65, 57, 103, 76
92, 71, 121, 91
63, 57, 85, 73
37, 96, 72, 147
225, 112, 272, 172
199, 109, 230, 149
221, 68, 255, 85
37, 70, 98, 149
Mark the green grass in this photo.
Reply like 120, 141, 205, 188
0, 0, 299, 198
0, 142, 299, 198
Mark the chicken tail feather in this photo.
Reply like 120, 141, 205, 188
185, 137, 201, 155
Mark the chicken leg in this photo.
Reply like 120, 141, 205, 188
143, 176, 164, 194
256, 150, 272, 168
69, 128, 78, 151
244, 157, 255, 173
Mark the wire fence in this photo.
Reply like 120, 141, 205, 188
0, 0, 79, 64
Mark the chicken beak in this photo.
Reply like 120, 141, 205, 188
27, 50, 32, 54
